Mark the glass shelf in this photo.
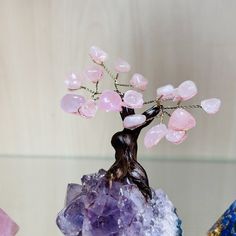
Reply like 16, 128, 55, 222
1, 153, 236, 163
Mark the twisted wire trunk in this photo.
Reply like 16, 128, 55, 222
106, 106, 161, 199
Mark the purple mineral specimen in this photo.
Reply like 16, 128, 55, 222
56, 169, 182, 236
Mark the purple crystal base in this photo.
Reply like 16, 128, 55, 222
56, 169, 182, 236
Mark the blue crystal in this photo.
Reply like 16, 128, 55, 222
208, 200, 236, 235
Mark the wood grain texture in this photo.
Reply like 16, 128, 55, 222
0, 1, 236, 235
0, 0, 236, 159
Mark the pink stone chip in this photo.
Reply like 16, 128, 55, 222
84, 65, 104, 83
0, 208, 19, 236
201, 98, 221, 114
130, 73, 148, 91
123, 90, 144, 109
89, 46, 108, 64
156, 84, 175, 100
98, 90, 123, 112
172, 89, 182, 102
144, 124, 168, 148
79, 99, 97, 118
123, 114, 146, 129
176, 80, 197, 101
114, 59, 131, 73
165, 129, 187, 144
64, 73, 82, 90
168, 108, 196, 131
61, 94, 86, 113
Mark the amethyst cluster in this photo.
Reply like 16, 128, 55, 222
56, 169, 182, 236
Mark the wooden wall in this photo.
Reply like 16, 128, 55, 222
0, 1, 236, 235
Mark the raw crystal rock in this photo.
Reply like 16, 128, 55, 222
0, 208, 19, 236
56, 170, 182, 236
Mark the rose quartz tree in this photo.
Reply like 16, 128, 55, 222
61, 46, 221, 198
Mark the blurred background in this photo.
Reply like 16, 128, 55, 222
0, 0, 236, 235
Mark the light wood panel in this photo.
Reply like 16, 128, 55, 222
0, 0, 236, 159
1, 1, 236, 234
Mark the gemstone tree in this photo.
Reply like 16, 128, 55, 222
57, 46, 221, 236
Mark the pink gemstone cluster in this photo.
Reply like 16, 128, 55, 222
61, 46, 221, 149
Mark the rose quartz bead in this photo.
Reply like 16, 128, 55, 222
89, 46, 108, 64
0, 208, 19, 236
171, 89, 182, 102
165, 129, 187, 144
201, 98, 221, 114
156, 84, 175, 100
114, 59, 131, 73
177, 80, 197, 101
123, 114, 146, 129
144, 124, 168, 148
84, 65, 104, 83
98, 90, 122, 112
123, 90, 144, 109
79, 99, 97, 118
168, 108, 196, 131
64, 73, 82, 90
61, 94, 86, 113
130, 73, 148, 91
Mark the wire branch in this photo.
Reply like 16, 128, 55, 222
164, 104, 202, 110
